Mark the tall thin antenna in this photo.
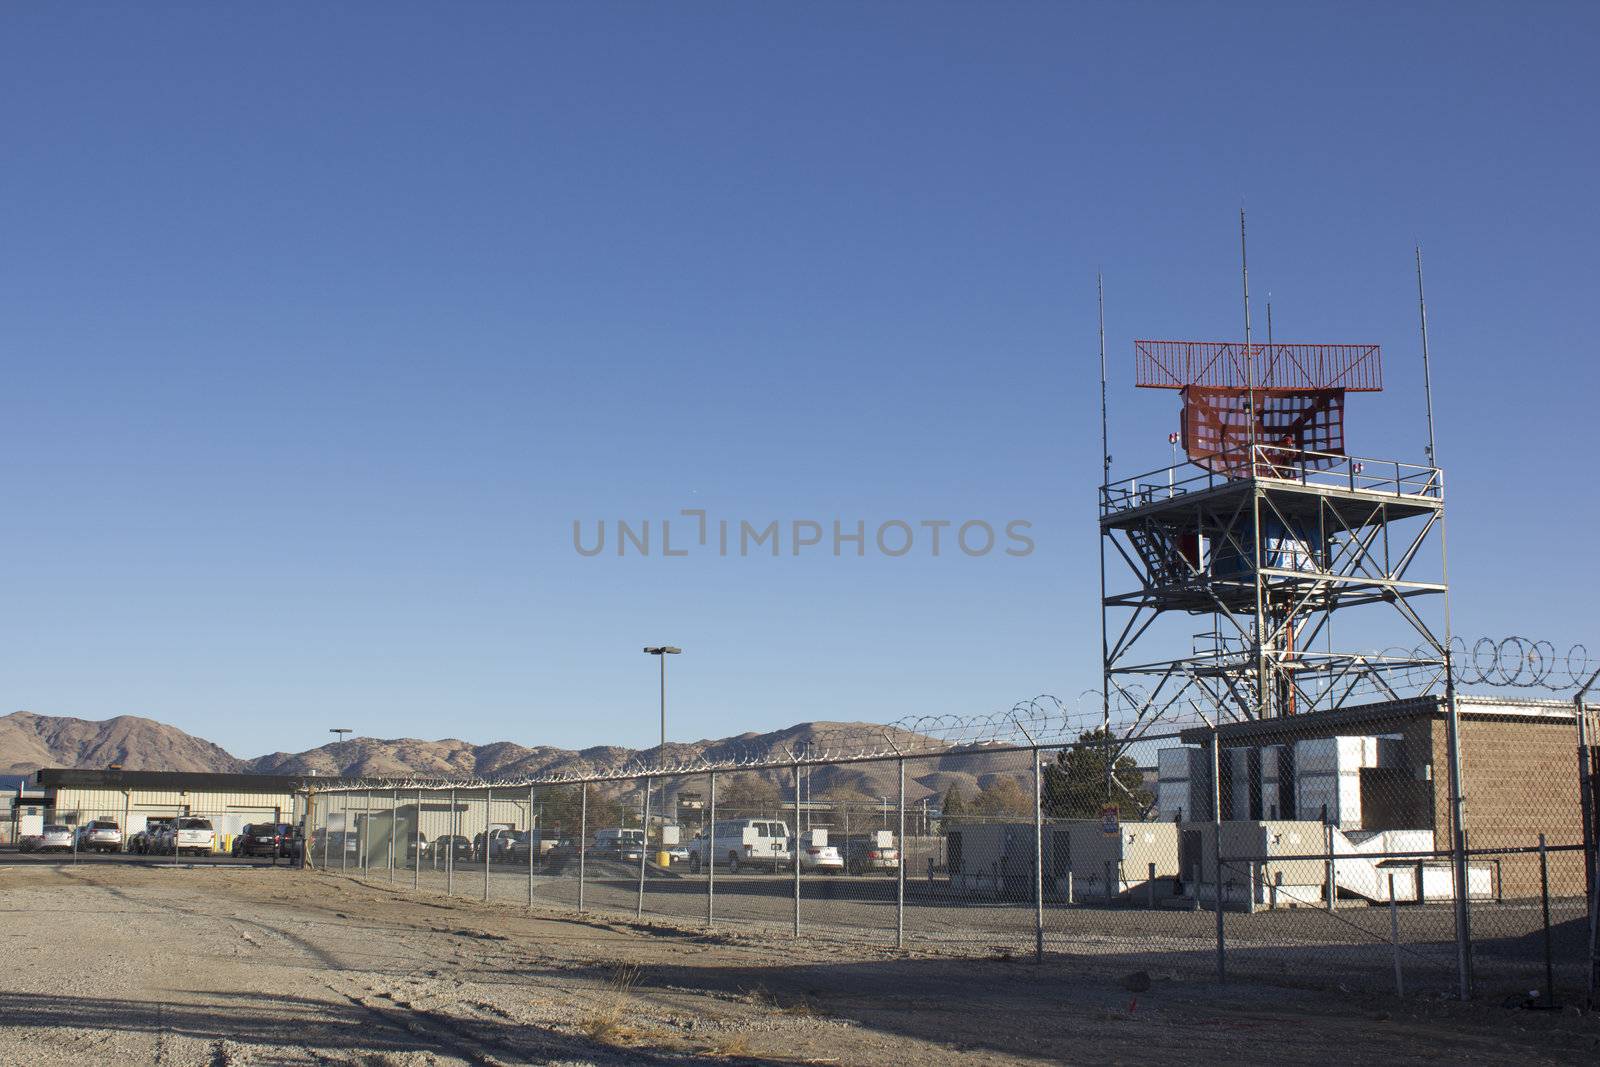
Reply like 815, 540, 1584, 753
1416, 244, 1438, 466
1266, 299, 1273, 348
1240, 208, 1256, 452
1096, 271, 1112, 793
1098, 271, 1110, 483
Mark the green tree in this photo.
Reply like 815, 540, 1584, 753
536, 785, 623, 836
970, 776, 1033, 820
939, 783, 968, 830
1041, 727, 1152, 819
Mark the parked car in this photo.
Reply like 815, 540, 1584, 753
592, 828, 645, 860
405, 830, 429, 860
159, 817, 216, 856
130, 820, 173, 854
842, 836, 901, 875
37, 824, 75, 852
503, 830, 539, 865
474, 828, 522, 864
17, 833, 43, 852
429, 834, 473, 863
546, 838, 578, 859
76, 819, 124, 853
233, 823, 298, 858
798, 841, 844, 873
686, 819, 791, 874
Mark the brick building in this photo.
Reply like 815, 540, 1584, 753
1167, 694, 1595, 898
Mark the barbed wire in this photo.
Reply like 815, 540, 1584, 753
313, 692, 1145, 793
1361, 636, 1594, 695
1451, 636, 1593, 691
312, 635, 1592, 793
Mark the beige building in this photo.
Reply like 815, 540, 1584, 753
34, 768, 315, 844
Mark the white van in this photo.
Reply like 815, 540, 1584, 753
592, 828, 645, 860
687, 819, 792, 873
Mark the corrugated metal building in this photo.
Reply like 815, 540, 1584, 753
33, 768, 315, 843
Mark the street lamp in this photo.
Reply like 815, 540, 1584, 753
329, 728, 352, 776
641, 647, 682, 750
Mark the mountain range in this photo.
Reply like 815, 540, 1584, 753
0, 711, 1024, 803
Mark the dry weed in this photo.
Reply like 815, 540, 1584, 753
578, 962, 643, 1043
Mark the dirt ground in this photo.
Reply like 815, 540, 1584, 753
1, 863, 1597, 1066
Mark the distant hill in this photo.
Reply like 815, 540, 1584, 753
0, 712, 981, 803
0, 711, 244, 777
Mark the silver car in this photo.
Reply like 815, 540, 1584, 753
37, 824, 75, 852
77, 819, 124, 853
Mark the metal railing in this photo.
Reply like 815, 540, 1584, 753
1100, 445, 1443, 517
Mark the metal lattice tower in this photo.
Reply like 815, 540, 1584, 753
1100, 339, 1449, 736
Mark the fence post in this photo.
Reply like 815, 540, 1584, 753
706, 771, 717, 928
482, 788, 492, 902
528, 784, 536, 908
793, 760, 801, 938
1212, 726, 1226, 983
1575, 672, 1597, 921
1539, 834, 1555, 1008
1443, 653, 1473, 999
364, 789, 372, 872
578, 782, 588, 914
447, 787, 456, 897
340, 793, 348, 874
1148, 862, 1157, 908
1033, 746, 1044, 964
322, 793, 332, 871
301, 790, 313, 870
897, 757, 906, 950
389, 787, 397, 884
1325, 822, 1336, 911
1588, 845, 1599, 1001
1389, 872, 1404, 997
637, 776, 650, 920
413, 789, 421, 891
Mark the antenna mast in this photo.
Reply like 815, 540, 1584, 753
1416, 244, 1438, 466
1098, 272, 1110, 483
1241, 208, 1256, 454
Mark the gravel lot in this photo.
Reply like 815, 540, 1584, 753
2, 861, 1597, 1065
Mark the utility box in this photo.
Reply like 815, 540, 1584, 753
1157, 747, 1211, 821
945, 823, 1043, 899
1295, 736, 1404, 828
660, 824, 680, 846
1061, 820, 1180, 903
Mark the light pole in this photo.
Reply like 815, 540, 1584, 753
641, 646, 682, 750
328, 730, 352, 859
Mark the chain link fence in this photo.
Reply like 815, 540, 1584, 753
307, 695, 1600, 1005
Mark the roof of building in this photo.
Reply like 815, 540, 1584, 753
34, 768, 317, 793
1176, 693, 1587, 746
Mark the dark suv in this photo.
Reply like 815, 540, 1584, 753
233, 822, 301, 859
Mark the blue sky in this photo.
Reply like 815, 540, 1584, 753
3, 4, 1595, 758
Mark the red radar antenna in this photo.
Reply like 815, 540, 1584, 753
1134, 340, 1383, 477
